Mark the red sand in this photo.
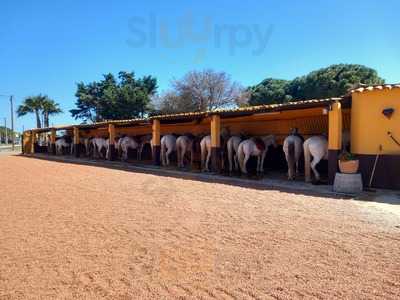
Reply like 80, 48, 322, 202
0, 155, 399, 299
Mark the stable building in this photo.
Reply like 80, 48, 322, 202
22, 84, 400, 190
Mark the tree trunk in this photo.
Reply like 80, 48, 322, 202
44, 112, 49, 128
35, 110, 42, 128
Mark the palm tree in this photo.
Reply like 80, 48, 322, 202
42, 99, 62, 128
17, 95, 46, 128
17, 95, 62, 128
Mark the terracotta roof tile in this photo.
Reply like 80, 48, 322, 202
28, 97, 343, 132
350, 84, 400, 94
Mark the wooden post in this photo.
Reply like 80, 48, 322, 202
50, 129, 56, 155
31, 131, 36, 154
21, 132, 25, 154
73, 127, 80, 157
108, 124, 116, 160
210, 114, 221, 172
152, 119, 161, 165
328, 101, 343, 184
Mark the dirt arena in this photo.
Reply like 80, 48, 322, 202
0, 154, 399, 299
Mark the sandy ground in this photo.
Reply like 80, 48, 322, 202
0, 155, 399, 299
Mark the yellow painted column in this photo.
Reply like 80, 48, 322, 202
73, 127, 80, 157
328, 101, 343, 183
108, 124, 116, 160
152, 119, 161, 165
23, 131, 30, 154
211, 114, 221, 147
31, 131, 36, 153
328, 102, 343, 151
50, 129, 56, 155
210, 114, 221, 171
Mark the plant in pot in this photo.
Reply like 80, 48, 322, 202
338, 152, 359, 174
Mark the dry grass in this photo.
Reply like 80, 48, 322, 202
0, 155, 399, 299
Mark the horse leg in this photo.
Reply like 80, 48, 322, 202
205, 150, 211, 172
160, 146, 165, 166
201, 145, 206, 171
241, 153, 250, 174
166, 148, 173, 166
228, 147, 233, 173
180, 145, 186, 168
122, 148, 126, 161
285, 152, 293, 180
234, 153, 240, 171
311, 156, 321, 182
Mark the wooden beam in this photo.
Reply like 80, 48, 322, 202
152, 119, 161, 146
108, 124, 116, 160
211, 114, 221, 147
50, 129, 57, 155
73, 127, 80, 157
210, 114, 221, 172
73, 127, 80, 144
31, 131, 36, 153
152, 119, 161, 165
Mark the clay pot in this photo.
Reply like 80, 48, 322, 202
338, 160, 359, 174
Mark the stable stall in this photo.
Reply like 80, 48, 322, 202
24, 96, 352, 185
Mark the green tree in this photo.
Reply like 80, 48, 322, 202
247, 64, 385, 105
70, 71, 157, 123
247, 78, 291, 106
287, 64, 385, 100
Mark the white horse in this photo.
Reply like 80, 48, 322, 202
303, 135, 328, 182
237, 135, 277, 174
138, 134, 153, 160
160, 134, 177, 166
176, 134, 196, 168
91, 137, 108, 159
55, 138, 72, 155
303, 130, 351, 182
227, 136, 242, 173
200, 135, 212, 171
117, 136, 139, 161
200, 134, 230, 172
283, 135, 303, 180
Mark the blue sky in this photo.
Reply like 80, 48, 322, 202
1, 0, 399, 131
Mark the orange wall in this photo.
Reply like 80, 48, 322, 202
351, 89, 400, 155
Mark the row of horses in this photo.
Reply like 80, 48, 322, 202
52, 129, 348, 182
53, 135, 152, 160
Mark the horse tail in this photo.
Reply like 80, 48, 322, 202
237, 143, 245, 173
117, 138, 122, 158
303, 139, 311, 182
286, 140, 295, 179
160, 139, 165, 165
200, 138, 206, 170
227, 139, 234, 172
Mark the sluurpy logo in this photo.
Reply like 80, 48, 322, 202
127, 12, 274, 63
